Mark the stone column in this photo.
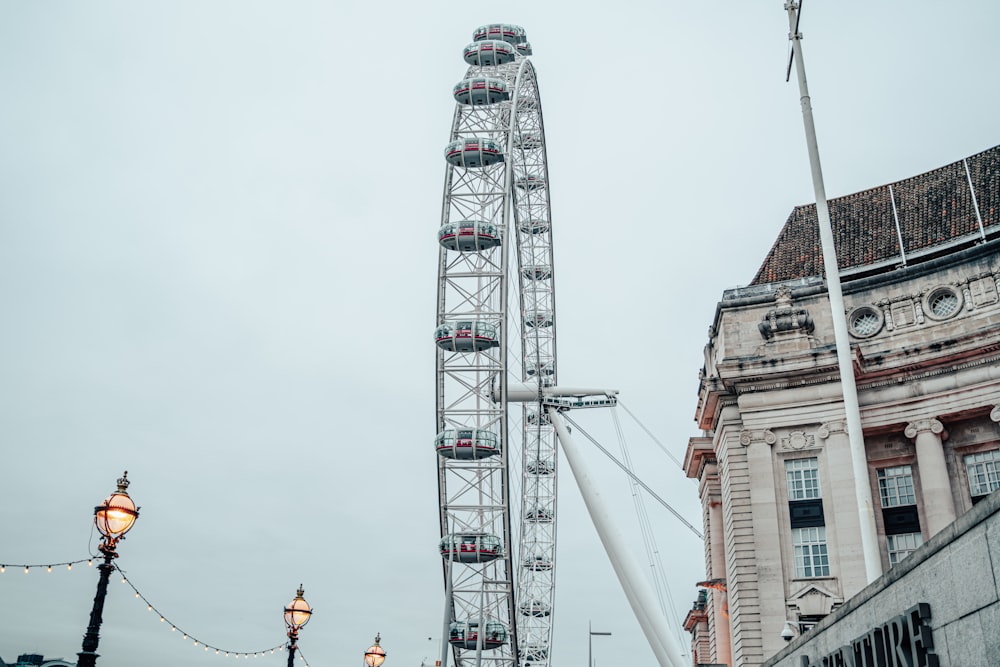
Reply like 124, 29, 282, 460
904, 419, 957, 536
740, 428, 786, 662
707, 495, 731, 667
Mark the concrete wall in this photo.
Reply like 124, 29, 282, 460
763, 489, 1000, 667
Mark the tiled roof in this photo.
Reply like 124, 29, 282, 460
751, 145, 1000, 285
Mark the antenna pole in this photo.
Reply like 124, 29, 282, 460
784, 0, 882, 583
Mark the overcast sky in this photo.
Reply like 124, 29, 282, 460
1, 2, 998, 667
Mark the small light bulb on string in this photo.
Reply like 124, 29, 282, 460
147, 605, 153, 611
135, 592, 140, 598
47, 565, 52, 573
67, 564, 73, 571
171, 626, 176, 632
183, 634, 188, 640
160, 616, 165, 622
88, 559, 93, 566
204, 646, 209, 652
216, 650, 220, 655
194, 641, 199, 647
24, 566, 29, 574
122, 577, 127, 583
1, 565, 6, 573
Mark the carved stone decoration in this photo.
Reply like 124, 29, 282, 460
758, 286, 815, 341
817, 421, 847, 440
780, 430, 816, 451
991, 405, 1000, 423
904, 418, 945, 440
739, 429, 777, 447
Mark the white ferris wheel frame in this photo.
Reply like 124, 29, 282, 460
435, 49, 557, 667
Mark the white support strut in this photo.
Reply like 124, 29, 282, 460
547, 407, 686, 667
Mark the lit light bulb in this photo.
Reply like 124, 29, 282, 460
47, 565, 52, 573
24, 566, 29, 574
88, 559, 93, 566
160, 617, 165, 622
135, 592, 140, 598
172, 626, 176, 632
147, 605, 153, 611
1, 565, 5, 573
67, 564, 73, 571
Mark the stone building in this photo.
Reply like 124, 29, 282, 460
683, 145, 1000, 666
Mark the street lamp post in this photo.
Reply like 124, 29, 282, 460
365, 634, 387, 667
284, 585, 313, 667
588, 622, 611, 667
78, 471, 140, 667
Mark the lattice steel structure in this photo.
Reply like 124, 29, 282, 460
434, 23, 557, 667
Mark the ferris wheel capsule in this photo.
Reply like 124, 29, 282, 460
449, 620, 509, 650
526, 459, 555, 475
473, 24, 526, 45
513, 133, 542, 151
524, 554, 553, 571
453, 77, 509, 106
525, 506, 554, 523
523, 643, 549, 662
516, 42, 533, 56
434, 428, 500, 460
440, 534, 504, 563
434, 320, 499, 352
524, 310, 553, 328
525, 360, 555, 377
438, 220, 502, 252
519, 600, 552, 617
516, 173, 546, 190
521, 265, 552, 281
444, 138, 504, 168
464, 40, 516, 67
518, 218, 550, 235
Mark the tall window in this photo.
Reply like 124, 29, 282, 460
792, 526, 830, 577
886, 533, 923, 566
786, 458, 821, 500
965, 450, 1000, 498
877, 465, 916, 507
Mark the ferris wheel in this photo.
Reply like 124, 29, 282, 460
433, 23, 557, 667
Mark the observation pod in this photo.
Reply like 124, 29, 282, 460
516, 42, 533, 56
523, 644, 549, 662
453, 78, 509, 106
448, 621, 509, 650
521, 265, 552, 281
445, 138, 504, 169
518, 218, 550, 235
525, 311, 553, 328
526, 459, 555, 475
519, 600, 552, 617
438, 221, 501, 252
473, 24, 526, 45
516, 174, 546, 191
525, 411, 552, 426
464, 40, 515, 67
435, 320, 499, 353
526, 360, 554, 378
524, 555, 553, 571
525, 506, 553, 523
435, 428, 499, 460
440, 533, 503, 563
513, 133, 542, 151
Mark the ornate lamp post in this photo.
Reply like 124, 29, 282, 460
284, 585, 312, 667
78, 471, 140, 667
365, 634, 386, 667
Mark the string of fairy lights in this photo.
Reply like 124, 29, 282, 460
1, 556, 310, 664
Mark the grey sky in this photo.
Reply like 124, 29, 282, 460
1, 2, 997, 667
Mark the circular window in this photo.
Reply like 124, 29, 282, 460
849, 306, 882, 338
926, 287, 961, 320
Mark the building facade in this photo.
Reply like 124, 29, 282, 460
683, 145, 1000, 666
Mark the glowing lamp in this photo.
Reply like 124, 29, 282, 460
364, 634, 386, 667
94, 471, 139, 540
284, 585, 312, 630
